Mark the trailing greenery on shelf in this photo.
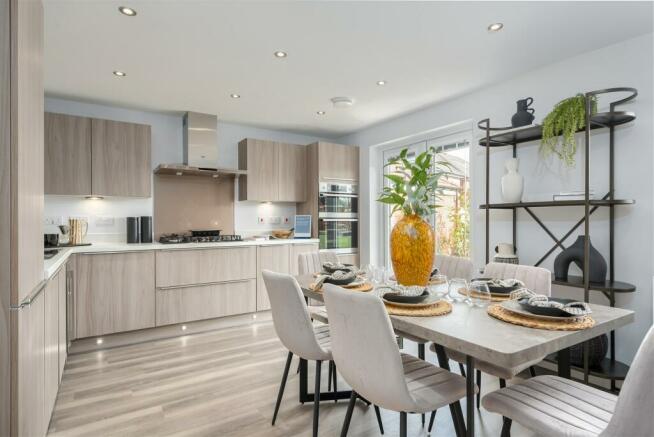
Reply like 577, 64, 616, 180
541, 93, 598, 167
377, 147, 451, 219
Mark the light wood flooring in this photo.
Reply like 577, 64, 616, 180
47, 321, 535, 437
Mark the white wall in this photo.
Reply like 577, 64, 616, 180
339, 34, 654, 364
44, 97, 333, 239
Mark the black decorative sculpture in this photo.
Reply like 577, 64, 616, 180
554, 235, 607, 283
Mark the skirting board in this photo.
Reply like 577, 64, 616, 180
69, 311, 272, 354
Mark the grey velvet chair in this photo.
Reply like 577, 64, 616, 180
427, 262, 551, 431
262, 270, 334, 437
483, 326, 654, 437
323, 284, 471, 437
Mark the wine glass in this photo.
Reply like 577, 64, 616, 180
429, 274, 448, 300
469, 281, 492, 308
448, 278, 468, 303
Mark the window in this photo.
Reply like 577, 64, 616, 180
381, 131, 471, 267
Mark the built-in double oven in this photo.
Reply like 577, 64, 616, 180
318, 181, 358, 254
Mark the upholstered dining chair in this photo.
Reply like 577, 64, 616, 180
483, 326, 654, 437
323, 283, 470, 437
427, 262, 551, 430
262, 270, 334, 437
434, 254, 474, 281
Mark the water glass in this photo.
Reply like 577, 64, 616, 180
448, 278, 468, 303
429, 274, 448, 299
469, 281, 492, 307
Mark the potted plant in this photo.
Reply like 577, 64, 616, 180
541, 93, 598, 167
377, 147, 450, 286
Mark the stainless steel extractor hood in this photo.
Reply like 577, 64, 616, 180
183, 111, 218, 169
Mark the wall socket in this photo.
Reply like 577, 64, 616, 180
44, 216, 65, 226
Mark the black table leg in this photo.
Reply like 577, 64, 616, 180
466, 355, 475, 437
433, 344, 466, 437
558, 347, 571, 379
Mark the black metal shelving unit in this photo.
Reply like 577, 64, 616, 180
478, 87, 638, 391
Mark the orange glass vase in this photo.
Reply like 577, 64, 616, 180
390, 214, 435, 286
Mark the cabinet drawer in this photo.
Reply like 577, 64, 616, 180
156, 247, 256, 287
156, 279, 256, 326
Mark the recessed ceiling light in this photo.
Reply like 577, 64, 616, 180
274, 51, 288, 58
230, 93, 241, 99
487, 22, 504, 32
316, 111, 326, 115
113, 71, 126, 77
85, 195, 104, 200
376, 80, 387, 86
118, 6, 137, 16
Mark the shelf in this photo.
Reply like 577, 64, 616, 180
551, 275, 636, 293
479, 199, 635, 209
479, 111, 636, 147
544, 354, 630, 381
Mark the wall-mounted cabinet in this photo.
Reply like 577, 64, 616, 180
44, 112, 151, 198
318, 142, 359, 181
238, 138, 306, 202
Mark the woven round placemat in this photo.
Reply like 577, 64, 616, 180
385, 300, 452, 317
459, 289, 510, 302
487, 304, 595, 331
310, 282, 374, 292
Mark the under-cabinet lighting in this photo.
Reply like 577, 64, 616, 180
85, 196, 104, 200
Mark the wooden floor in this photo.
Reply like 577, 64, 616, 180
48, 321, 535, 437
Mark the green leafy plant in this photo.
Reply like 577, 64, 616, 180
541, 93, 598, 167
377, 147, 451, 220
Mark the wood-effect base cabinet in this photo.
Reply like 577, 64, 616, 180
75, 252, 155, 338
256, 245, 291, 311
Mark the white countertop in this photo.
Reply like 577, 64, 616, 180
43, 238, 320, 280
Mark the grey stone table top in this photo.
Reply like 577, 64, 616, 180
297, 274, 634, 369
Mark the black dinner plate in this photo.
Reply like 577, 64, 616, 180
518, 297, 577, 317
323, 273, 357, 286
382, 289, 429, 304
472, 277, 521, 294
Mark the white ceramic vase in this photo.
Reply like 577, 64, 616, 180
501, 158, 524, 203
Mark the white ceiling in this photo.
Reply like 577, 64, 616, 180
44, 1, 652, 137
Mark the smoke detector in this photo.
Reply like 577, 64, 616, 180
331, 97, 354, 108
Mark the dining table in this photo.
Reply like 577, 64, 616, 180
296, 273, 635, 437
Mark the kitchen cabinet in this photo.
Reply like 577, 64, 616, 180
156, 280, 256, 326
156, 247, 256, 288
277, 142, 307, 202
44, 274, 59, 417
91, 118, 151, 197
57, 266, 67, 381
238, 138, 306, 202
16, 288, 46, 437
76, 252, 155, 338
318, 142, 359, 181
44, 112, 92, 195
256, 245, 291, 311
290, 243, 320, 275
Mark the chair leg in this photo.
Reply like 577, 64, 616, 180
428, 410, 436, 433
476, 370, 482, 409
340, 391, 357, 437
499, 378, 506, 389
373, 405, 384, 434
332, 362, 338, 402
501, 417, 512, 437
451, 401, 466, 437
529, 366, 537, 377
328, 361, 333, 392
458, 362, 466, 378
313, 360, 322, 437
272, 351, 293, 425
399, 412, 407, 437
418, 343, 425, 425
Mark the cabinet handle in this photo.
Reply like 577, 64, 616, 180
156, 278, 252, 290
9, 280, 47, 310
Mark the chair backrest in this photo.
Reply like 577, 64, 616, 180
261, 270, 329, 360
483, 262, 551, 296
434, 254, 474, 280
322, 284, 417, 412
297, 251, 339, 275
601, 326, 654, 436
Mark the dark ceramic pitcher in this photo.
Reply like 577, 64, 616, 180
511, 97, 535, 127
